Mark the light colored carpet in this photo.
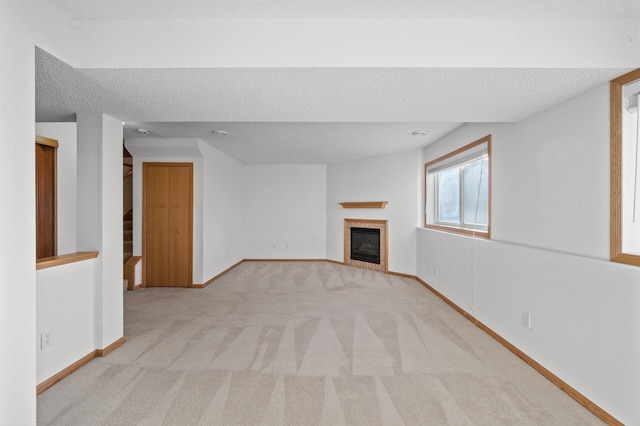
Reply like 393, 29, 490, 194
37, 261, 602, 425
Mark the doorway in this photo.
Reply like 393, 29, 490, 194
143, 162, 193, 287
36, 136, 58, 259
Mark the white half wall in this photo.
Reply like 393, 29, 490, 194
242, 165, 327, 259
36, 122, 77, 255
36, 259, 96, 385
327, 149, 423, 275
418, 84, 640, 424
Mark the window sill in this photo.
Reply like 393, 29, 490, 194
36, 252, 99, 270
424, 224, 491, 239
611, 253, 640, 267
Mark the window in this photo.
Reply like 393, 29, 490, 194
424, 135, 491, 238
611, 68, 640, 266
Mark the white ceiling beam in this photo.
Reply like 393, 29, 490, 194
73, 19, 640, 69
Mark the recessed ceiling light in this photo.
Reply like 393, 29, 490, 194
136, 128, 150, 135
412, 130, 428, 136
212, 130, 228, 136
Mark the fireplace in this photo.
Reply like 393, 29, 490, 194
343, 219, 388, 273
350, 227, 380, 264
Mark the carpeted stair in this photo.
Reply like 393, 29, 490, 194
123, 211, 132, 264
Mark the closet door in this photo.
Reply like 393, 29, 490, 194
143, 163, 193, 287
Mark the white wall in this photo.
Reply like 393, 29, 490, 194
1, 1, 75, 422
327, 149, 423, 275
125, 138, 206, 285
127, 142, 328, 277
36, 259, 96, 384
506, 87, 610, 259
199, 141, 244, 281
76, 113, 124, 350
418, 84, 640, 424
36, 122, 77, 255
98, 115, 124, 348
73, 19, 640, 69
242, 165, 327, 259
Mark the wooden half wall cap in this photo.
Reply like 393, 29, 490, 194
339, 201, 388, 209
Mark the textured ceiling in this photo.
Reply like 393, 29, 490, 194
50, 0, 640, 20
36, 48, 628, 163
36, 49, 625, 124
123, 122, 462, 164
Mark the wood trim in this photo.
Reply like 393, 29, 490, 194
35, 135, 59, 148
487, 137, 492, 239
243, 258, 328, 262
36, 251, 99, 270
124, 256, 141, 291
191, 260, 246, 288
96, 336, 126, 357
424, 134, 490, 169
415, 276, 622, 426
423, 134, 492, 240
610, 68, 640, 266
36, 337, 125, 395
36, 351, 96, 394
326, 259, 344, 265
339, 201, 388, 209
424, 224, 490, 239
388, 271, 416, 280
423, 161, 428, 228
611, 74, 623, 261
344, 218, 388, 225
36, 141, 57, 259
612, 252, 640, 267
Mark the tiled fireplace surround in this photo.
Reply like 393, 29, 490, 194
343, 218, 388, 273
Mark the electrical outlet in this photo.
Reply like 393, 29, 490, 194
521, 312, 533, 330
41, 331, 53, 349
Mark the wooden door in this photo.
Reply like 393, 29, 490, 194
36, 139, 57, 259
143, 163, 193, 287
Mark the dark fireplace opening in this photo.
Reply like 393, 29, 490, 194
350, 227, 381, 264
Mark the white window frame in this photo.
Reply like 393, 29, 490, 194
424, 135, 491, 238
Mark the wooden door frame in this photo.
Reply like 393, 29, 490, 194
142, 162, 193, 287
36, 135, 58, 259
